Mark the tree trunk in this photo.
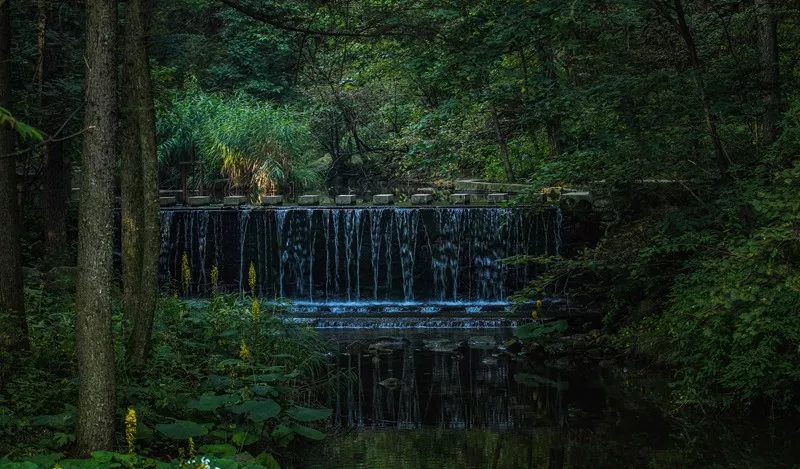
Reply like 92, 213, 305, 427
123, 0, 159, 365
671, 0, 729, 177
40, 0, 70, 265
43, 139, 69, 263
120, 0, 144, 328
756, 0, 780, 146
539, 47, 562, 159
491, 105, 516, 182
0, 0, 29, 352
75, 0, 117, 454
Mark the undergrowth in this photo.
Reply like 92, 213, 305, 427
0, 289, 342, 468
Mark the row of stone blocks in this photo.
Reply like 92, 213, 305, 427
159, 193, 511, 207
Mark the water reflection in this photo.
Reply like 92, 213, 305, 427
297, 329, 799, 469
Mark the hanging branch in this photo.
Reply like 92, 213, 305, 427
218, 0, 434, 39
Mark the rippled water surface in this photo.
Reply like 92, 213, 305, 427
295, 329, 798, 469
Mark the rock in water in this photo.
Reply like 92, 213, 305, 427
468, 336, 497, 349
379, 377, 400, 389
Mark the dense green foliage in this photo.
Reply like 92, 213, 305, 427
0, 285, 337, 467
4, 0, 800, 430
156, 82, 326, 197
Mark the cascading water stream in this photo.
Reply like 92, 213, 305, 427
237, 208, 251, 295
157, 206, 562, 310
395, 208, 419, 302
159, 211, 175, 285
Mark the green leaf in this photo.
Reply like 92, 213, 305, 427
232, 399, 281, 422
217, 359, 242, 368
286, 406, 332, 422
270, 425, 294, 447
0, 462, 39, 469
199, 444, 238, 457
90, 451, 114, 463
255, 452, 282, 469
250, 385, 278, 397
288, 423, 325, 440
514, 320, 568, 340
20, 453, 62, 468
155, 420, 208, 439
188, 393, 240, 412
232, 431, 259, 446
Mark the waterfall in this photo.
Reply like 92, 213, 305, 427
159, 211, 175, 286
307, 209, 316, 301
324, 212, 331, 300
370, 208, 385, 300
157, 206, 561, 303
332, 211, 340, 297
394, 209, 419, 302
276, 209, 287, 297
432, 208, 465, 301
343, 210, 355, 301
197, 211, 209, 291
237, 208, 251, 295
554, 207, 563, 256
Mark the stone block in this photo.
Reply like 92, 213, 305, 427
261, 195, 284, 206
298, 194, 320, 206
372, 194, 395, 205
223, 195, 247, 206
186, 196, 212, 206
159, 196, 177, 207
416, 187, 435, 195
336, 194, 357, 205
449, 193, 470, 205
410, 193, 433, 205
487, 193, 510, 203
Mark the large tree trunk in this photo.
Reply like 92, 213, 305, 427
122, 0, 159, 365
0, 0, 29, 352
75, 0, 117, 454
756, 0, 780, 147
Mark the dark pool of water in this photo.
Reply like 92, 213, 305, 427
295, 329, 799, 469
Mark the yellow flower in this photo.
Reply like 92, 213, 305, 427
239, 340, 252, 361
532, 299, 543, 319
210, 265, 219, 296
251, 298, 260, 323
124, 407, 137, 455
181, 252, 191, 296
248, 262, 257, 297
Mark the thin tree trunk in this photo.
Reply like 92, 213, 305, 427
539, 47, 561, 159
123, 0, 159, 365
0, 0, 29, 352
40, 0, 69, 264
670, 0, 729, 176
756, 0, 780, 146
43, 139, 69, 263
75, 0, 117, 454
491, 105, 516, 182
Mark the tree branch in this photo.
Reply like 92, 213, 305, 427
218, 0, 429, 39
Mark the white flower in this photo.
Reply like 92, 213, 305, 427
186, 456, 221, 469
